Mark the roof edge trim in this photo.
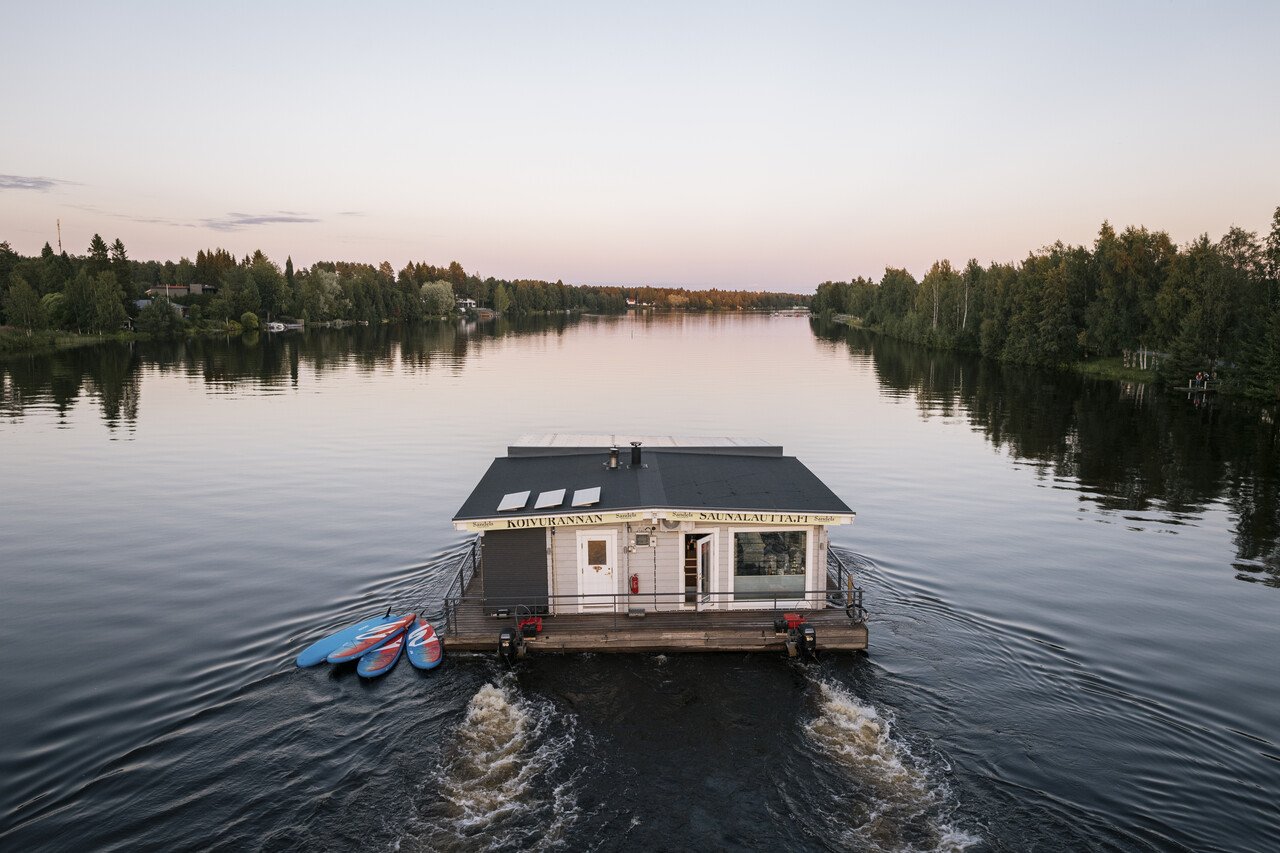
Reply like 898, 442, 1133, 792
453, 508, 856, 531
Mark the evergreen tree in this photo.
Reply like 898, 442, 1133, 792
40, 243, 69, 295
248, 251, 283, 320
87, 234, 111, 277
0, 240, 17, 289
1036, 261, 1078, 366
110, 238, 137, 300
1264, 206, 1280, 293
1243, 309, 1280, 399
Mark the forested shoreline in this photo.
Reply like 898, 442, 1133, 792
812, 207, 1280, 400
0, 237, 808, 350
10, 208, 1280, 401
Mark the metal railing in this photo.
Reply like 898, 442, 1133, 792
446, 588, 863, 635
828, 548, 866, 622
443, 537, 868, 636
442, 538, 479, 636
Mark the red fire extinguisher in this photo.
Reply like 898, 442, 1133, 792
629, 573, 639, 594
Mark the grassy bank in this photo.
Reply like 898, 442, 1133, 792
1071, 356, 1156, 383
0, 327, 146, 356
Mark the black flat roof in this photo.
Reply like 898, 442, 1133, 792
453, 446, 853, 523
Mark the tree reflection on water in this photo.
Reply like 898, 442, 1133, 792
814, 320, 1280, 588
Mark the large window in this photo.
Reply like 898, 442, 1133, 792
733, 530, 807, 601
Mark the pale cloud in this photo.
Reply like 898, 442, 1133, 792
0, 174, 75, 192
199, 212, 323, 232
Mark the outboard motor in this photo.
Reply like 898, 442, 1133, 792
799, 625, 818, 660
498, 627, 519, 665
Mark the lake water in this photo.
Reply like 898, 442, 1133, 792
1, 314, 1277, 852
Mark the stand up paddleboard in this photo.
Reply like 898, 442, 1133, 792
405, 617, 443, 670
296, 613, 399, 667
326, 613, 416, 664
357, 632, 405, 677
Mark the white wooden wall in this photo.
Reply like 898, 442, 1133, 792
543, 522, 828, 613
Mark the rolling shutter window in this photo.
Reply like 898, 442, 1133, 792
482, 528, 548, 613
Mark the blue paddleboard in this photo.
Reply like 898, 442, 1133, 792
357, 632, 405, 677
296, 614, 397, 667
326, 613, 415, 664
405, 617, 443, 670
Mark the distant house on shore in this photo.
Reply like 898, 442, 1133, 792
133, 299, 187, 319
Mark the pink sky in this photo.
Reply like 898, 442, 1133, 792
3, 2, 1277, 290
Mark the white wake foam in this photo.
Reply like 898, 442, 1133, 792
805, 681, 981, 853
416, 679, 580, 852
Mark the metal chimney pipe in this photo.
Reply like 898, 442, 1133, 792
630, 441, 642, 466
609, 446, 619, 469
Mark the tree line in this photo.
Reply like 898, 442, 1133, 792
811, 206, 1280, 399
1, 236, 810, 343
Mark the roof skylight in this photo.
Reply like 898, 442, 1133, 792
497, 491, 531, 512
571, 487, 601, 507
535, 489, 567, 509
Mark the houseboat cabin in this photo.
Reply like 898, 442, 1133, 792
451, 437, 859, 638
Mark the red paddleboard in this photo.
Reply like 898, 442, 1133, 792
326, 613, 415, 663
357, 632, 405, 677
406, 617, 443, 670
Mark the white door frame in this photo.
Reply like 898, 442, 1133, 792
680, 530, 719, 610
695, 532, 718, 610
576, 529, 617, 612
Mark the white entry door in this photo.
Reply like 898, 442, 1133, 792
577, 530, 617, 611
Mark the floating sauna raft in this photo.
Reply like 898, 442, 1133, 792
440, 540, 870, 653
446, 435, 868, 657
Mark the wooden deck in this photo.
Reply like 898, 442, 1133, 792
444, 574, 868, 655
